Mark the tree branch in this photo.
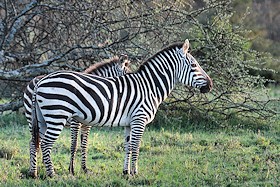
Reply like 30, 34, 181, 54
0, 100, 23, 112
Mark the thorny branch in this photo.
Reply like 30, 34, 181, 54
0, 0, 278, 123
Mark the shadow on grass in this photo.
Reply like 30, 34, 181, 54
148, 109, 273, 133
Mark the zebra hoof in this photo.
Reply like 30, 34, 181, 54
47, 172, 56, 178
83, 168, 92, 174
122, 170, 131, 180
29, 171, 38, 179
130, 169, 138, 176
123, 170, 130, 175
68, 166, 75, 175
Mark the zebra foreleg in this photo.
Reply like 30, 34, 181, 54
80, 124, 91, 173
130, 124, 146, 175
69, 121, 81, 175
123, 126, 131, 175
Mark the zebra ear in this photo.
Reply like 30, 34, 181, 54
119, 54, 130, 67
182, 39, 189, 55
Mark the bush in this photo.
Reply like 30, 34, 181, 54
0, 0, 278, 125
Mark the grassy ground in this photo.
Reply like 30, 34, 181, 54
0, 112, 279, 187
0, 88, 279, 186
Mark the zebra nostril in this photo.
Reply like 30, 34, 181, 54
200, 86, 208, 93
199, 77, 213, 93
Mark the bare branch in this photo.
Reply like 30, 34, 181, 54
0, 100, 23, 112
0, 0, 277, 124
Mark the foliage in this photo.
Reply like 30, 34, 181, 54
0, 0, 279, 124
231, 0, 280, 83
0, 113, 279, 186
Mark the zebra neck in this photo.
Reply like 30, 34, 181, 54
137, 57, 176, 103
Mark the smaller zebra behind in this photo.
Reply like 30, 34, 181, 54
24, 55, 130, 176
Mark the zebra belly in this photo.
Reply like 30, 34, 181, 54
73, 115, 130, 127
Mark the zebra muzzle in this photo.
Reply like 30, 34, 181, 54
199, 78, 213, 93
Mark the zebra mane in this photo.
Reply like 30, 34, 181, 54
84, 56, 120, 74
138, 42, 184, 71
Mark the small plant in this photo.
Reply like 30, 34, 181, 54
0, 144, 19, 160
256, 131, 271, 149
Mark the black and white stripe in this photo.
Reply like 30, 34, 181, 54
29, 40, 213, 177
25, 56, 130, 177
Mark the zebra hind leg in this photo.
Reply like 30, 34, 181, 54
123, 126, 131, 175
69, 120, 81, 175
29, 125, 44, 178
80, 124, 91, 173
29, 137, 39, 178
40, 125, 63, 177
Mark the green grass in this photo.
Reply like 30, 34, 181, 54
0, 87, 279, 186
0, 112, 279, 187
0, 98, 12, 105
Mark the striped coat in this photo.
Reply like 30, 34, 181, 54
25, 56, 130, 176
29, 40, 212, 177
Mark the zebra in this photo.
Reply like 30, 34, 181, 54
29, 39, 213, 178
24, 56, 130, 176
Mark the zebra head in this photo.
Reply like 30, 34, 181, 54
106, 54, 131, 77
84, 55, 131, 77
118, 54, 131, 75
177, 39, 213, 93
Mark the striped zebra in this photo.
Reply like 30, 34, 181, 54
24, 56, 130, 177
29, 39, 213, 178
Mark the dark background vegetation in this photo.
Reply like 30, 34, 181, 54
0, 0, 279, 126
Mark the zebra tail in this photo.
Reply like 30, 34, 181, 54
31, 82, 40, 150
